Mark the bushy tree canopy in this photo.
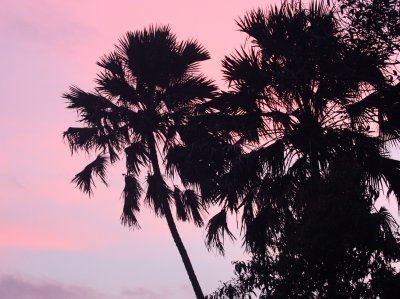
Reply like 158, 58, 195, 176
185, 1, 400, 298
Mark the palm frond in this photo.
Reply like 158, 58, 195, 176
96, 52, 124, 77
257, 139, 285, 175
376, 207, 399, 238
63, 127, 98, 153
95, 71, 139, 105
164, 75, 216, 109
107, 144, 120, 164
205, 209, 235, 255
236, 8, 267, 44
222, 47, 266, 92
71, 155, 108, 196
308, 0, 331, 21
63, 86, 117, 125
171, 40, 210, 78
125, 141, 148, 175
347, 85, 400, 136
171, 187, 205, 227
172, 186, 188, 222
121, 174, 142, 228
182, 189, 205, 227
145, 173, 171, 216
179, 39, 210, 61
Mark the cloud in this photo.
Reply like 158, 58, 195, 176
0, 275, 114, 299
121, 287, 162, 299
0, 275, 189, 299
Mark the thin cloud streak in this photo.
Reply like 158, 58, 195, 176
0, 274, 189, 299
0, 274, 115, 299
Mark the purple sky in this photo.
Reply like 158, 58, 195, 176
0, 0, 282, 298
1, 0, 399, 298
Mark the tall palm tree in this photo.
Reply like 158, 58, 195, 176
173, 1, 400, 297
63, 26, 216, 299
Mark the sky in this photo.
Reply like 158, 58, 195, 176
1, 1, 399, 299
0, 0, 284, 298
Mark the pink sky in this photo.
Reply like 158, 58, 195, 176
1, 1, 399, 298
0, 1, 283, 298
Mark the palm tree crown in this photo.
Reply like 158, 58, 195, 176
63, 25, 216, 299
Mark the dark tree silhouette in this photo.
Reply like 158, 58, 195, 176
63, 26, 216, 299
334, 0, 400, 66
180, 1, 400, 297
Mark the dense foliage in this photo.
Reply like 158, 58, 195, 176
336, 0, 399, 68
191, 1, 400, 298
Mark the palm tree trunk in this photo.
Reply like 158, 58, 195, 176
147, 134, 205, 299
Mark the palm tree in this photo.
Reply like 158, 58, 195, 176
63, 26, 216, 299
176, 1, 400, 297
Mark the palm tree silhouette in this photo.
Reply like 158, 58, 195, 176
185, 1, 400, 297
63, 26, 216, 299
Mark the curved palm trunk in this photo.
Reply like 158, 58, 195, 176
147, 135, 205, 299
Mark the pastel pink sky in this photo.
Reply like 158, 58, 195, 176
0, 0, 286, 298
1, 1, 399, 298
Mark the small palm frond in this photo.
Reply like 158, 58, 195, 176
125, 142, 148, 175
373, 207, 400, 258
172, 186, 207, 228
222, 47, 266, 92
236, 8, 267, 43
71, 155, 108, 196
63, 127, 98, 153
256, 139, 285, 176
173, 186, 188, 222
205, 209, 235, 255
375, 207, 399, 238
182, 189, 205, 227
108, 145, 120, 164
145, 173, 171, 216
95, 71, 139, 105
179, 39, 210, 61
308, 0, 331, 21
263, 111, 293, 130
177, 39, 210, 73
346, 85, 400, 139
63, 86, 116, 125
346, 90, 380, 119
165, 145, 184, 175
164, 75, 216, 109
96, 52, 124, 77
240, 194, 255, 233
121, 174, 142, 228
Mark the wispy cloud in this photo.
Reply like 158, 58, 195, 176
0, 275, 115, 299
121, 287, 163, 299
0, 275, 190, 299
